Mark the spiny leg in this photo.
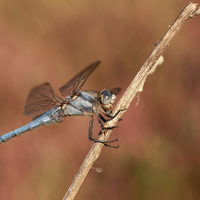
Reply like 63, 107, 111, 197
104, 143, 119, 148
88, 115, 119, 148
97, 114, 119, 147
95, 109, 126, 148
105, 109, 124, 119
105, 108, 126, 121
99, 113, 106, 123
97, 114, 118, 130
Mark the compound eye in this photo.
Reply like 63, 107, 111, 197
100, 90, 112, 105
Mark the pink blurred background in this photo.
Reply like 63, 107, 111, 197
0, 0, 200, 199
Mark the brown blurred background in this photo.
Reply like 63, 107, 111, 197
0, 0, 200, 199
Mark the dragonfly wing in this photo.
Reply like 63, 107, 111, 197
109, 87, 121, 96
24, 82, 61, 119
59, 61, 100, 97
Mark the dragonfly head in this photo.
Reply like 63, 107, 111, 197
100, 89, 116, 110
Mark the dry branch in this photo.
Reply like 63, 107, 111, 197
62, 2, 200, 200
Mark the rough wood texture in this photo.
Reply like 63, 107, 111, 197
63, 3, 200, 200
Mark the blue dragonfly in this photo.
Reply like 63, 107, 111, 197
0, 61, 121, 147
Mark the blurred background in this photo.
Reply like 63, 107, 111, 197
0, 0, 200, 199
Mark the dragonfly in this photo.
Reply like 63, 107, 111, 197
0, 61, 121, 147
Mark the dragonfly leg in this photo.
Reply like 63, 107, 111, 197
103, 143, 119, 148
99, 114, 106, 123
88, 116, 119, 148
105, 108, 126, 121
97, 115, 118, 130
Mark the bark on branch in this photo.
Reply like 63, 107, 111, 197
63, 2, 200, 200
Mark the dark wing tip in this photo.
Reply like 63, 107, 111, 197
110, 87, 121, 95
96, 60, 101, 65
87, 60, 101, 72
91, 60, 101, 69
